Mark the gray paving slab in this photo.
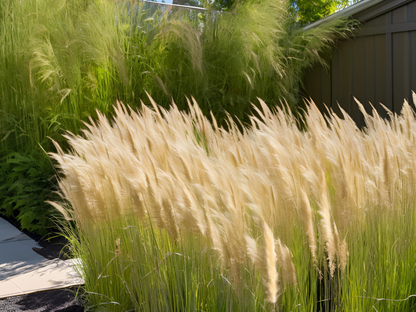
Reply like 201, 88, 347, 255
0, 259, 50, 282
0, 217, 28, 243
0, 240, 44, 266
1, 259, 84, 298
0, 218, 84, 299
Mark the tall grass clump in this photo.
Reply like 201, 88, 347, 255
51, 93, 416, 311
0, 0, 350, 152
0, 0, 135, 232
0, 0, 139, 152
0, 0, 350, 234
145, 0, 352, 121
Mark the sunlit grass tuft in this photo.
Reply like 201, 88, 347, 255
52, 94, 416, 311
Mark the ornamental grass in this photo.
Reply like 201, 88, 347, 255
51, 94, 416, 311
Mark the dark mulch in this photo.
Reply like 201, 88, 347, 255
31, 235, 72, 261
0, 214, 84, 312
0, 288, 84, 312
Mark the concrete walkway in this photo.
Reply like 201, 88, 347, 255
0, 217, 83, 299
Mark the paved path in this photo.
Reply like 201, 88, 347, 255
0, 218, 83, 299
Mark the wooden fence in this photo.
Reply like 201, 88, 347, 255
303, 0, 416, 127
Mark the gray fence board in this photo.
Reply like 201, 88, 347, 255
411, 2, 416, 20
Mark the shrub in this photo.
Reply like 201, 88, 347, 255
0, 150, 59, 235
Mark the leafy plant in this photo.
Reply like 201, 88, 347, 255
0, 150, 59, 235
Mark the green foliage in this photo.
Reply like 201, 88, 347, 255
213, 0, 359, 23
290, 0, 337, 25
0, 150, 59, 236
289, 0, 360, 25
